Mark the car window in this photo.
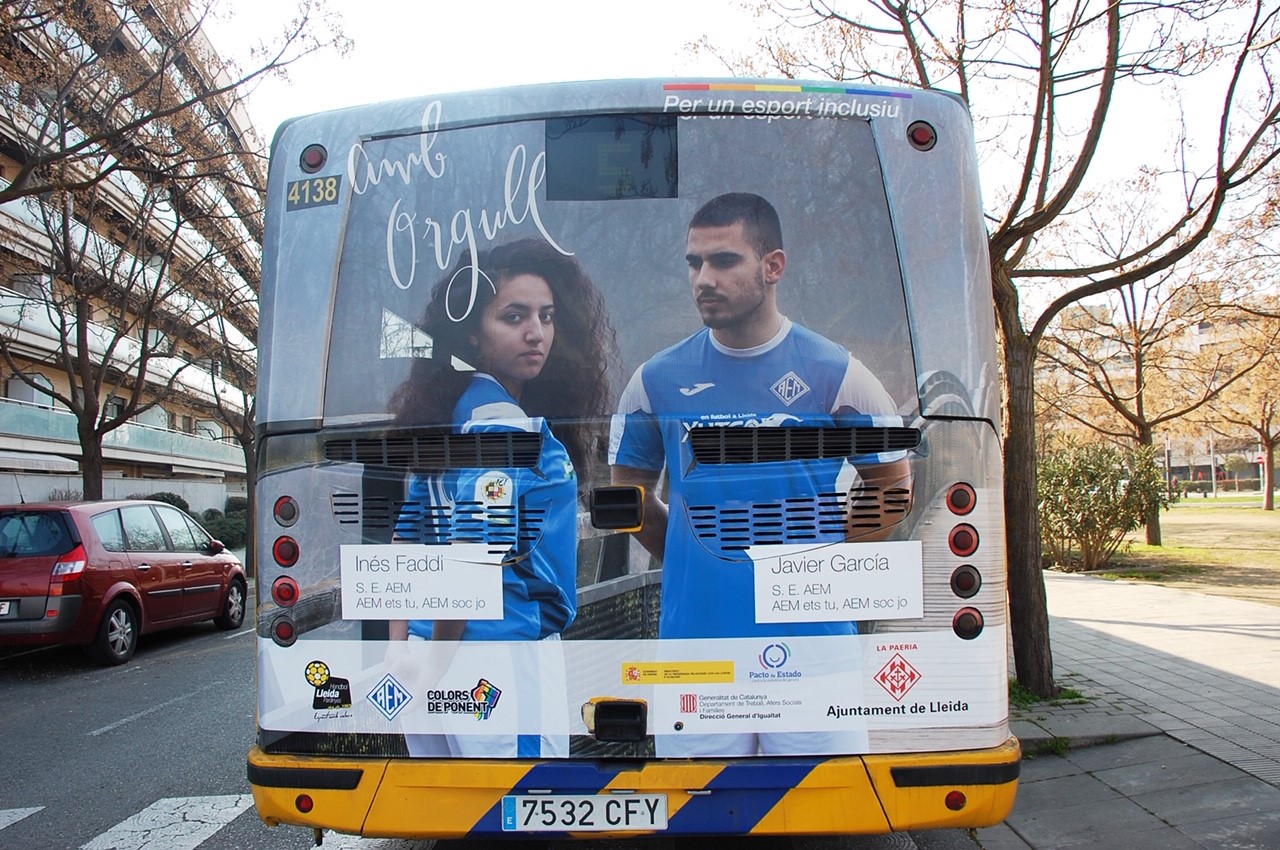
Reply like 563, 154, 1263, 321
0, 511, 69, 556
91, 510, 126, 552
121, 505, 168, 552
182, 513, 214, 549
155, 505, 200, 552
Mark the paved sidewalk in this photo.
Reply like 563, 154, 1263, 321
979, 572, 1280, 849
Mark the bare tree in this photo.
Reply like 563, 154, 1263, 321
2, 176, 241, 497
1205, 303, 1280, 510
202, 304, 257, 569
1038, 269, 1274, 543
696, 0, 1280, 696
0, 0, 347, 498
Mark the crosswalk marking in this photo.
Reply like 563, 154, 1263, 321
319, 834, 434, 849
0, 807, 43, 830
79, 795, 254, 850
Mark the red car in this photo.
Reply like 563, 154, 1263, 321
0, 499, 247, 664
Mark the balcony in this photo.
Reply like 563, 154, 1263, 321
0, 398, 244, 475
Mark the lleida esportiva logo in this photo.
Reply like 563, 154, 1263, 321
874, 653, 922, 701
304, 660, 352, 711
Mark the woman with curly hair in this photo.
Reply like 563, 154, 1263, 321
388, 237, 614, 758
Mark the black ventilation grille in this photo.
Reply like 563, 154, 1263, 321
331, 492, 541, 555
688, 426, 920, 464
324, 432, 542, 469
689, 486, 912, 552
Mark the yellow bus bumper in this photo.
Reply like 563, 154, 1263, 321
248, 737, 1020, 839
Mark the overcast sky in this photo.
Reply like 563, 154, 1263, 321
211, 0, 748, 140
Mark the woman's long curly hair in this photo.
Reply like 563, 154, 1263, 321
389, 238, 616, 481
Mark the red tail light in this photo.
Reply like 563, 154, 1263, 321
272, 576, 300, 607
274, 536, 300, 568
48, 544, 88, 596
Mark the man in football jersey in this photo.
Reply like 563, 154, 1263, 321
608, 192, 906, 755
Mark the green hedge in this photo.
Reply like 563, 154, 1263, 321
140, 491, 191, 513
203, 512, 247, 549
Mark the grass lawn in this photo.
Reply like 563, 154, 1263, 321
1081, 498, 1280, 607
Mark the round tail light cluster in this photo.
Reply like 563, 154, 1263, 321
270, 496, 302, 646
946, 483, 984, 639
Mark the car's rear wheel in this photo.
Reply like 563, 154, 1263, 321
89, 599, 138, 665
214, 578, 246, 630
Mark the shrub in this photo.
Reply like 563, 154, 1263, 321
1038, 440, 1169, 572
202, 507, 224, 522
142, 491, 190, 512
224, 495, 249, 515
47, 488, 82, 502
203, 513, 247, 549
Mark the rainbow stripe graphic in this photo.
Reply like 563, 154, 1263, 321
664, 82, 913, 99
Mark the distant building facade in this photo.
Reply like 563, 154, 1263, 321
0, 0, 260, 506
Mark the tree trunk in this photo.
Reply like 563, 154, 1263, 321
240, 436, 257, 577
1265, 439, 1275, 512
1002, 328, 1057, 698
1139, 428, 1162, 545
80, 432, 104, 501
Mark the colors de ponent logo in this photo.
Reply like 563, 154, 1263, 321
423, 678, 503, 720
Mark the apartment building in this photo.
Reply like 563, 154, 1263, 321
0, 1, 259, 507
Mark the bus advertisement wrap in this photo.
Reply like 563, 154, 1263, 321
251, 79, 1017, 838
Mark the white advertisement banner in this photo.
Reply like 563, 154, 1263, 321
258, 631, 1006, 756
749, 541, 924, 623
339, 544, 503, 620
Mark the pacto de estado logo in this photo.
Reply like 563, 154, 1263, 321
305, 660, 352, 709
751, 642, 802, 681
759, 642, 790, 670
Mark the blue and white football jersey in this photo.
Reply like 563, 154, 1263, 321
609, 319, 901, 639
400, 374, 577, 641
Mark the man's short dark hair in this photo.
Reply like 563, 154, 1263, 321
688, 193, 783, 258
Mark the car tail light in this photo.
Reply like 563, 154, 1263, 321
47, 544, 88, 596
